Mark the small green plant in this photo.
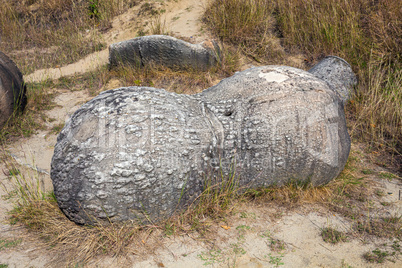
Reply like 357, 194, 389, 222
361, 169, 373, 175
379, 172, 398, 180
88, 0, 100, 19
236, 224, 251, 231
391, 240, 401, 252
49, 123, 65, 135
239, 211, 256, 219
363, 248, 389, 263
321, 227, 347, 244
266, 253, 285, 267
374, 189, 385, 197
340, 259, 353, 268
0, 238, 22, 251
164, 222, 176, 236
231, 242, 246, 255
198, 249, 225, 266
0, 264, 9, 268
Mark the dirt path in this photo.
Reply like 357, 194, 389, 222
1, 1, 402, 267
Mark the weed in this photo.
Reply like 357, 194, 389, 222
392, 240, 401, 252
88, 0, 100, 20
198, 249, 225, 265
231, 242, 246, 255
239, 211, 256, 219
361, 169, 373, 175
266, 253, 285, 267
236, 225, 251, 231
164, 222, 176, 236
150, 15, 169, 35
340, 259, 353, 268
363, 248, 389, 263
260, 230, 286, 252
0, 264, 8, 268
49, 123, 65, 135
374, 189, 385, 197
321, 227, 347, 244
0, 238, 22, 251
379, 172, 398, 180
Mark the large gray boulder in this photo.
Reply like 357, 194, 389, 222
51, 62, 353, 225
308, 56, 357, 103
109, 35, 220, 71
0, 51, 27, 129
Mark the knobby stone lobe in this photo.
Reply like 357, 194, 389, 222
308, 55, 357, 103
51, 60, 354, 225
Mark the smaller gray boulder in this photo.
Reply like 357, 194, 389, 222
109, 35, 220, 71
308, 55, 357, 103
0, 51, 27, 129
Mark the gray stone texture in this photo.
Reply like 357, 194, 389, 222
108, 35, 220, 71
51, 62, 353, 225
0, 51, 27, 129
308, 55, 357, 103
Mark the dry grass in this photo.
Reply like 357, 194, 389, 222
1, 0, 401, 265
3, 146, 401, 266
53, 44, 240, 97
205, 0, 402, 170
203, 0, 284, 62
0, 80, 56, 142
0, 0, 140, 74
275, 0, 401, 157
2, 156, 244, 265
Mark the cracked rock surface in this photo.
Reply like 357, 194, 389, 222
108, 35, 220, 71
51, 63, 352, 225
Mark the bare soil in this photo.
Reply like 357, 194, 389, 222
1, 0, 401, 267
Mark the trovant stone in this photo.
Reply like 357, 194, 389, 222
51, 60, 353, 225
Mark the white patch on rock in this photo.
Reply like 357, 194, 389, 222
258, 71, 289, 83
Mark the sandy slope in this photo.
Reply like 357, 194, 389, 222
1, 0, 401, 267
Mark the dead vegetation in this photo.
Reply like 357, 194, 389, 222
0, 0, 141, 74
2, 142, 401, 265
0, 0, 401, 266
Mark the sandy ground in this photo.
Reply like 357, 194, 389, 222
1, 0, 401, 267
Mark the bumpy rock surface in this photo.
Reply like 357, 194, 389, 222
308, 56, 357, 103
0, 51, 27, 129
51, 63, 352, 225
109, 35, 220, 71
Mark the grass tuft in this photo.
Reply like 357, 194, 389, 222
321, 227, 347, 244
203, 0, 284, 62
